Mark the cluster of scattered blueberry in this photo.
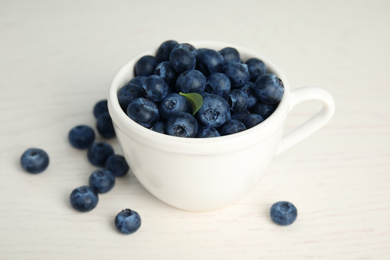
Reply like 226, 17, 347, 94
119, 40, 284, 138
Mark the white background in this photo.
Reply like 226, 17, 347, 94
1, 0, 389, 259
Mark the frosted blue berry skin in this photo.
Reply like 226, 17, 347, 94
154, 61, 178, 88
172, 43, 197, 55
251, 102, 277, 119
165, 112, 198, 138
196, 48, 224, 76
87, 142, 114, 167
270, 201, 297, 226
93, 100, 108, 119
89, 169, 115, 193
254, 73, 284, 104
169, 47, 196, 74
240, 82, 257, 108
176, 70, 206, 94
159, 93, 190, 121
246, 58, 266, 82
197, 126, 221, 138
206, 72, 231, 97
231, 109, 250, 123
151, 121, 166, 134
142, 75, 170, 102
129, 76, 147, 87
127, 97, 160, 128
156, 40, 179, 62
20, 148, 49, 174
223, 62, 250, 88
96, 112, 116, 139
115, 209, 141, 235
220, 120, 246, 136
196, 94, 231, 128
118, 83, 144, 111
219, 47, 241, 63
70, 186, 98, 212
226, 89, 248, 112
134, 55, 157, 77
243, 113, 264, 129
105, 154, 129, 177
68, 125, 95, 149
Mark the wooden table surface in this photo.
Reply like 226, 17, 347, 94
1, 0, 389, 259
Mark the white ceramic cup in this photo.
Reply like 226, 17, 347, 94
108, 41, 335, 211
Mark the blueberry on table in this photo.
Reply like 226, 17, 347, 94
142, 75, 170, 102
226, 89, 248, 112
206, 72, 231, 97
20, 148, 49, 174
223, 62, 250, 88
219, 47, 241, 63
134, 55, 157, 77
165, 112, 198, 138
220, 120, 246, 136
87, 142, 114, 167
96, 112, 116, 139
93, 100, 108, 119
105, 154, 130, 177
118, 83, 144, 111
243, 113, 264, 129
196, 94, 231, 128
70, 186, 98, 212
270, 201, 298, 226
254, 73, 284, 104
127, 97, 160, 128
159, 93, 190, 121
176, 69, 206, 94
115, 209, 141, 235
89, 169, 115, 193
246, 58, 266, 82
197, 126, 221, 138
154, 61, 178, 88
68, 125, 95, 149
195, 48, 224, 76
156, 40, 179, 62
169, 47, 196, 74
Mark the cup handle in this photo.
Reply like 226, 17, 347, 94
276, 86, 335, 155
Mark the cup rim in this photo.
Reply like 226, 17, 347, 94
108, 40, 290, 154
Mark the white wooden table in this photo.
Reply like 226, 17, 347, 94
1, 0, 389, 259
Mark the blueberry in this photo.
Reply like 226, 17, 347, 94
172, 43, 197, 55
142, 75, 170, 102
20, 148, 49, 174
89, 169, 115, 193
159, 93, 190, 120
93, 100, 108, 119
165, 112, 198, 138
151, 121, 166, 134
118, 83, 144, 111
154, 61, 178, 87
176, 70, 206, 94
169, 47, 196, 74
68, 125, 95, 149
197, 126, 221, 138
254, 73, 284, 104
219, 47, 241, 63
126, 97, 160, 128
243, 113, 264, 129
115, 209, 141, 235
270, 201, 297, 226
196, 94, 231, 128
246, 58, 266, 82
240, 82, 257, 108
231, 109, 250, 122
70, 186, 98, 212
87, 142, 114, 167
223, 62, 250, 88
220, 120, 246, 136
129, 76, 147, 87
156, 40, 179, 62
195, 48, 224, 76
134, 55, 157, 77
251, 102, 277, 119
206, 72, 231, 97
96, 112, 116, 138
105, 154, 130, 177
226, 89, 248, 112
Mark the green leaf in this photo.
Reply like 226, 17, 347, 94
179, 92, 203, 116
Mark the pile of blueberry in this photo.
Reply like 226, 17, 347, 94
118, 40, 284, 138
